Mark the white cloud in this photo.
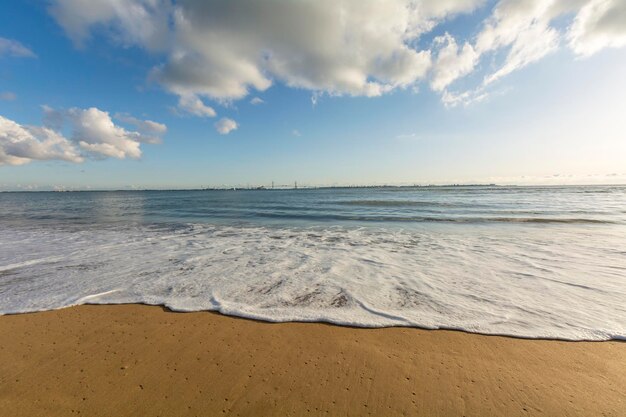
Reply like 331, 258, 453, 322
148, 0, 440, 102
292, 129, 301, 137
430, 33, 479, 91
439, 0, 581, 105
476, 0, 561, 86
48, 0, 171, 50
249, 97, 264, 105
49, 0, 482, 108
67, 107, 150, 158
215, 118, 238, 135
115, 112, 167, 143
437, 0, 626, 105
0, 92, 17, 101
441, 88, 490, 107
483, 20, 560, 85
0, 115, 82, 165
0, 37, 36, 58
176, 94, 216, 117
115, 113, 166, 134
311, 93, 320, 107
0, 106, 166, 165
47, 0, 626, 109
568, 0, 626, 56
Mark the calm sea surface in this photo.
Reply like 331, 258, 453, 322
1, 185, 625, 340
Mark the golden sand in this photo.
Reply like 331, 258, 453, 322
0, 304, 624, 416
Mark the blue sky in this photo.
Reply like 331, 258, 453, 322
1, 0, 625, 190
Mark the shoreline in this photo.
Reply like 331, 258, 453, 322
3, 302, 624, 343
0, 302, 626, 343
1, 304, 624, 416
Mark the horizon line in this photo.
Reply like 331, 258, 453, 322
3, 183, 626, 193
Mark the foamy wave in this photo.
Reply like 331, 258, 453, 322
1, 223, 625, 341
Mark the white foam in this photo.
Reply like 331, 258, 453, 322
1, 222, 625, 341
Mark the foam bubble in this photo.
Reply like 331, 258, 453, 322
1, 221, 624, 341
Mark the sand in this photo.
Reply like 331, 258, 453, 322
0, 304, 624, 416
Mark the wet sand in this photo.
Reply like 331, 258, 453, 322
0, 304, 624, 416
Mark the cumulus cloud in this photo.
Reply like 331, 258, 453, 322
0, 107, 165, 165
568, 0, 626, 56
48, 0, 171, 50
249, 97, 264, 105
47, 0, 626, 109
149, 1, 445, 101
115, 112, 167, 143
49, 0, 481, 110
215, 118, 238, 135
115, 113, 166, 134
176, 95, 216, 117
430, 33, 479, 92
67, 107, 146, 158
0, 37, 36, 58
0, 115, 82, 165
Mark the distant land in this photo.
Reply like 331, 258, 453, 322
4, 184, 503, 193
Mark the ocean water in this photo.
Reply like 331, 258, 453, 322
1, 185, 625, 340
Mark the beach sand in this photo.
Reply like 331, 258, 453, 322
0, 304, 624, 416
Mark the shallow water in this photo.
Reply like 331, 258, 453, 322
1, 186, 625, 340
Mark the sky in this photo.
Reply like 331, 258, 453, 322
0, 0, 625, 190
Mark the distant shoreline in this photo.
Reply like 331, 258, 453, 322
3, 183, 626, 193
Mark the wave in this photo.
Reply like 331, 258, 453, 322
254, 212, 615, 224
335, 200, 475, 208
1, 222, 625, 341
484, 217, 613, 224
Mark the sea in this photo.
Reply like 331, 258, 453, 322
1, 185, 625, 341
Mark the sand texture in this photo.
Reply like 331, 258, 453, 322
0, 304, 624, 416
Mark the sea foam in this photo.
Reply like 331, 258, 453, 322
1, 221, 624, 341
